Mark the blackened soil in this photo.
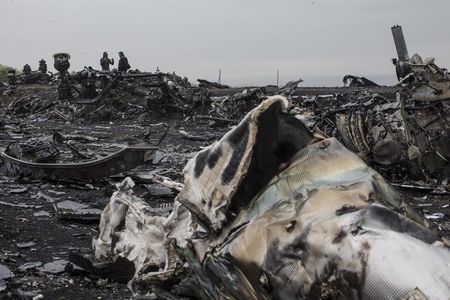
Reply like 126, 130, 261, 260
0, 84, 447, 300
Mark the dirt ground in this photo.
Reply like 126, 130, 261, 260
0, 84, 448, 299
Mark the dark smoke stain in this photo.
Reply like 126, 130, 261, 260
363, 205, 439, 244
221, 120, 250, 185
356, 241, 371, 298
308, 261, 339, 300
285, 220, 297, 233
335, 205, 361, 216
194, 144, 223, 178
226, 101, 315, 225
207, 146, 222, 169
332, 229, 348, 244
194, 148, 211, 178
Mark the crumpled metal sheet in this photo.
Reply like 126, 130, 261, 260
180, 98, 449, 299
94, 96, 450, 299
334, 91, 450, 180
406, 54, 450, 102
1, 146, 156, 180
93, 178, 192, 291
199, 138, 449, 299
177, 96, 290, 232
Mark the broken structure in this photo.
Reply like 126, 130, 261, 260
92, 97, 450, 299
332, 26, 450, 182
0, 25, 449, 299
2, 144, 156, 181
342, 75, 379, 87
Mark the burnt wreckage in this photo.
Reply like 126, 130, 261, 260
93, 97, 450, 299
0, 25, 449, 299
305, 26, 450, 184
90, 27, 449, 299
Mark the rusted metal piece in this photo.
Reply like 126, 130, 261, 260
1, 146, 156, 181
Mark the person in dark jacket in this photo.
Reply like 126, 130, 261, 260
118, 51, 131, 73
100, 52, 114, 71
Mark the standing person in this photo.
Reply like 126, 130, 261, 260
118, 51, 131, 73
100, 51, 114, 71
38, 59, 47, 73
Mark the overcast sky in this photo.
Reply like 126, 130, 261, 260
1, 0, 449, 86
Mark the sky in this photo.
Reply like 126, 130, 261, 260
1, 0, 449, 86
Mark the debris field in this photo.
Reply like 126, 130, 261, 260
0, 25, 449, 299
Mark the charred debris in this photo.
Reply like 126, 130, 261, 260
0, 26, 449, 299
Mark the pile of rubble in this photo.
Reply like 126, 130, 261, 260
92, 96, 450, 299
0, 25, 449, 299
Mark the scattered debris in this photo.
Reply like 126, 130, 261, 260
0, 264, 13, 292
0, 201, 41, 209
93, 96, 450, 298
197, 79, 230, 89
54, 200, 102, 223
425, 212, 445, 220
42, 259, 68, 274
18, 261, 42, 272
33, 210, 50, 217
2, 146, 157, 181
35, 191, 59, 203
16, 241, 36, 249
0, 24, 449, 300
343, 74, 379, 87
67, 253, 135, 282
151, 174, 184, 192
8, 187, 28, 194
179, 130, 216, 142
146, 184, 174, 198
208, 87, 266, 121
276, 78, 303, 96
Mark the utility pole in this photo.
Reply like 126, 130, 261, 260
276, 69, 279, 87
218, 69, 222, 84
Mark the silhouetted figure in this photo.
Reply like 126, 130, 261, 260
22, 64, 31, 75
100, 52, 114, 71
38, 59, 47, 73
81, 67, 98, 99
118, 51, 130, 73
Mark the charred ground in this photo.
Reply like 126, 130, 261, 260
0, 82, 448, 299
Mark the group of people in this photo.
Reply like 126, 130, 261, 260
100, 51, 130, 72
